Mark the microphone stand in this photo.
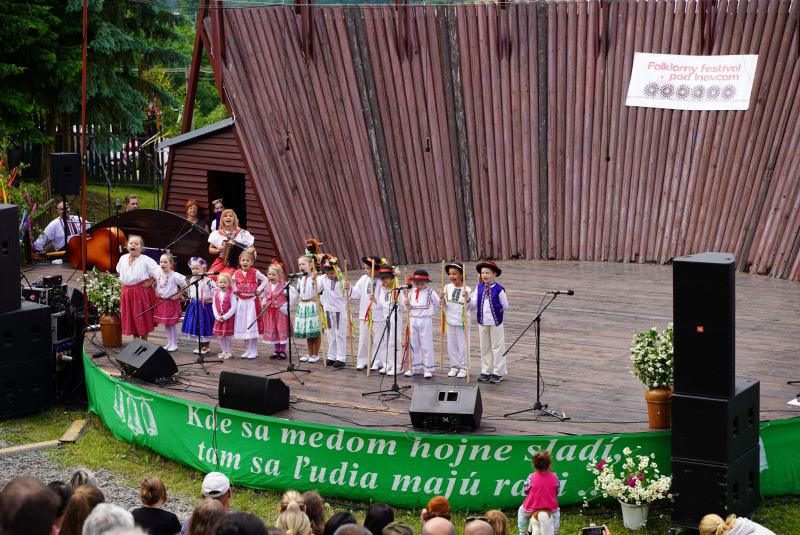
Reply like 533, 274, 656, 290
264, 273, 310, 384
362, 288, 411, 399
503, 292, 569, 420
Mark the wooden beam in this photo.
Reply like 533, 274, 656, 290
181, 0, 210, 134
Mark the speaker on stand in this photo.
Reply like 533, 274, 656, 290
671, 253, 760, 530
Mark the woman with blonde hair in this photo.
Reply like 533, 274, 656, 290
484, 510, 509, 535
699, 514, 775, 535
208, 208, 256, 279
277, 509, 311, 535
280, 489, 306, 512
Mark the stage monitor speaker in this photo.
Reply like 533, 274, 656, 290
0, 204, 21, 314
116, 339, 178, 382
409, 385, 482, 429
0, 301, 52, 365
672, 379, 760, 465
671, 445, 760, 529
0, 357, 54, 418
673, 252, 735, 398
218, 371, 290, 415
50, 153, 81, 196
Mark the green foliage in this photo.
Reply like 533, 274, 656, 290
195, 102, 229, 129
0, 165, 48, 240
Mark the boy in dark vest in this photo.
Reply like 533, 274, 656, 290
467, 261, 508, 383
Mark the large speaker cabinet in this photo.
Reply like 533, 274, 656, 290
0, 301, 52, 365
116, 339, 178, 382
0, 204, 21, 314
50, 153, 81, 196
0, 357, 55, 418
218, 371, 290, 415
409, 385, 483, 429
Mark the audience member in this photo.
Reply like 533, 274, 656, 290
181, 472, 232, 535
277, 509, 311, 535
301, 491, 325, 535
124, 194, 140, 212
132, 476, 181, 535
322, 512, 357, 535
382, 522, 416, 535
211, 512, 268, 535
334, 526, 371, 535
364, 503, 394, 535
109, 529, 149, 535
280, 490, 306, 513
82, 503, 134, 535
59, 485, 106, 535
484, 511, 509, 535
187, 500, 225, 535
185, 199, 209, 233
420, 517, 456, 535
699, 514, 775, 535
0, 476, 60, 535
463, 519, 492, 535
267, 529, 288, 535
420, 497, 451, 523
68, 468, 98, 490
47, 481, 72, 532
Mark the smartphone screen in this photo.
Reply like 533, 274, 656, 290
581, 528, 604, 535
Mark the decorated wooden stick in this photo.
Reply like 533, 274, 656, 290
367, 261, 375, 377
404, 267, 411, 372
440, 260, 445, 371
345, 259, 355, 367
464, 285, 470, 384
312, 269, 326, 367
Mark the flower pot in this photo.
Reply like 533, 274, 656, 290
619, 500, 651, 530
99, 313, 122, 347
645, 387, 672, 429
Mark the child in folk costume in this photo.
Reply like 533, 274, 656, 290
439, 262, 472, 378
232, 250, 268, 359
117, 235, 160, 340
182, 257, 217, 355
262, 261, 298, 360
467, 261, 508, 383
153, 252, 186, 352
404, 269, 440, 379
344, 255, 382, 370
212, 273, 238, 359
207, 209, 255, 280
370, 264, 406, 375
295, 254, 324, 363
320, 255, 350, 368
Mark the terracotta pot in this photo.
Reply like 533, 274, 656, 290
99, 313, 123, 347
645, 386, 672, 429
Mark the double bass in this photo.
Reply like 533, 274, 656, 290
65, 227, 127, 272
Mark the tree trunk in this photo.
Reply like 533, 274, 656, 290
40, 101, 58, 185
61, 113, 71, 152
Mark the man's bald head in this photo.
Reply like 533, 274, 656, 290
421, 517, 456, 535
464, 520, 494, 535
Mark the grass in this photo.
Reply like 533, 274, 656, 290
2, 409, 799, 535
60, 184, 162, 225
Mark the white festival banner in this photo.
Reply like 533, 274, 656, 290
626, 52, 759, 111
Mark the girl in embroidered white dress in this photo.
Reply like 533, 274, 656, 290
153, 252, 186, 352
207, 209, 255, 280
117, 235, 160, 340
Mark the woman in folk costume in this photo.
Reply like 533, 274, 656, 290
207, 209, 255, 279
262, 260, 298, 359
295, 239, 324, 363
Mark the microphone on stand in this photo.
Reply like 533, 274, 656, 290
549, 290, 575, 296
286, 271, 307, 278
396, 283, 413, 290
201, 271, 221, 276
115, 198, 121, 212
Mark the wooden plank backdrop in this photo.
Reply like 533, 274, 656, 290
181, 0, 800, 281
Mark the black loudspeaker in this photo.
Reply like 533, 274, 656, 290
672, 379, 760, 465
218, 371, 290, 415
116, 339, 178, 382
409, 385, 483, 429
0, 301, 52, 365
50, 153, 81, 196
671, 445, 760, 529
0, 204, 21, 314
0, 357, 54, 417
673, 252, 736, 398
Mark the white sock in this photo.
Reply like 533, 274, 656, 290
166, 325, 177, 348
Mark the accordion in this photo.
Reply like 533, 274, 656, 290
221, 240, 247, 267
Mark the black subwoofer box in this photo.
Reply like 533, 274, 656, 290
0, 301, 52, 365
673, 252, 736, 398
0, 357, 54, 417
218, 371, 290, 415
0, 204, 21, 314
409, 384, 482, 429
116, 339, 178, 382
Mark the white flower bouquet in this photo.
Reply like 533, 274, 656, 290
585, 447, 672, 505
79, 267, 122, 316
630, 323, 674, 389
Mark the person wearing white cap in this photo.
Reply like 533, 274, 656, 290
180, 472, 232, 535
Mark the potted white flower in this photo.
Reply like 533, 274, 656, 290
80, 267, 123, 346
630, 323, 674, 428
585, 446, 673, 530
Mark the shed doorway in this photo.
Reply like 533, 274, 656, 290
209, 171, 247, 230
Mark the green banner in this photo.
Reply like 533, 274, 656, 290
84, 353, 800, 509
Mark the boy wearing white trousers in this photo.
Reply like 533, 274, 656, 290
467, 261, 509, 383
370, 263, 406, 375
346, 255, 382, 370
439, 262, 472, 378
404, 269, 440, 378
320, 255, 350, 368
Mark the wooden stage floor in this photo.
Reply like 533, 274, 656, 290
25, 259, 800, 437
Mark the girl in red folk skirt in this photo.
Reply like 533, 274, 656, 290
212, 272, 238, 359
117, 235, 161, 339
262, 261, 298, 359
153, 252, 186, 352
233, 250, 268, 359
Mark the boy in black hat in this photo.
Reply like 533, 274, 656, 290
404, 269, 440, 378
345, 255, 382, 370
370, 264, 406, 375
467, 261, 508, 383
439, 262, 472, 378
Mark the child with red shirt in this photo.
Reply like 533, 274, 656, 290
518, 449, 560, 535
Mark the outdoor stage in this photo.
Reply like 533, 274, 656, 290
29, 258, 800, 437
